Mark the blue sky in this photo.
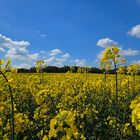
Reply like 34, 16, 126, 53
0, 0, 140, 68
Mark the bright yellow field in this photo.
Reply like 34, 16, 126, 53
0, 72, 140, 140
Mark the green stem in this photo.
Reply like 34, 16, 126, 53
114, 62, 118, 137
104, 70, 107, 83
133, 74, 135, 97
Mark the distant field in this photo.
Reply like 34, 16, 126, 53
0, 72, 140, 139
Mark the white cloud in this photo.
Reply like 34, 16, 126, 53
132, 60, 140, 64
96, 38, 118, 48
127, 24, 140, 38
28, 53, 39, 61
42, 48, 88, 67
5, 47, 39, 61
44, 51, 71, 67
49, 49, 62, 56
0, 34, 88, 68
44, 50, 86, 67
0, 34, 30, 48
0, 34, 39, 67
44, 57, 67, 67
13, 63, 31, 69
74, 59, 86, 66
121, 48, 139, 56
61, 53, 71, 59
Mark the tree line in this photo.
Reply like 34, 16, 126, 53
17, 66, 108, 73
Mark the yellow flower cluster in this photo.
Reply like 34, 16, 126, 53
49, 110, 79, 139
100, 46, 126, 70
127, 64, 140, 75
0, 59, 139, 139
130, 97, 140, 133
36, 60, 45, 73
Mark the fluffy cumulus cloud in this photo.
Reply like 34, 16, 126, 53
127, 24, 140, 38
44, 49, 87, 67
61, 53, 71, 59
0, 34, 39, 68
0, 34, 30, 49
44, 49, 71, 66
13, 63, 32, 69
49, 49, 62, 56
74, 59, 86, 66
5, 46, 39, 61
132, 60, 140, 64
0, 34, 87, 68
45, 57, 66, 66
96, 38, 118, 48
121, 48, 140, 56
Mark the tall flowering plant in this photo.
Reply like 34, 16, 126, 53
99, 46, 126, 135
